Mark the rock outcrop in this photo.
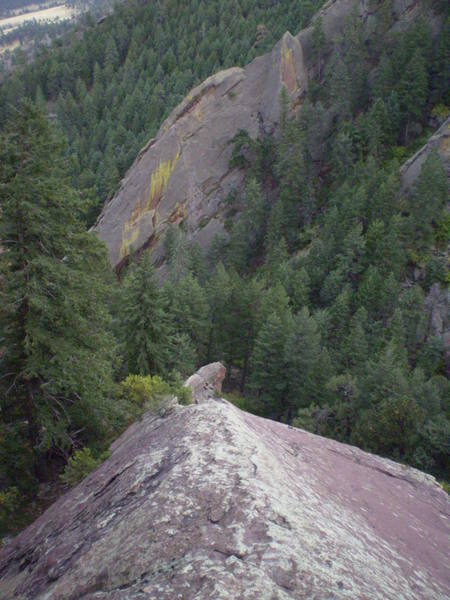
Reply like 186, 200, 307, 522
95, 0, 440, 271
95, 29, 307, 271
1, 364, 449, 599
400, 117, 450, 190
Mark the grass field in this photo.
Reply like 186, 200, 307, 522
0, 4, 76, 34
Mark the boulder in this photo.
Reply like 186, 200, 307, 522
0, 365, 449, 599
184, 361, 226, 403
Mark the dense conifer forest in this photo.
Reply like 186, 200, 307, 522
0, 0, 324, 223
0, 0, 449, 535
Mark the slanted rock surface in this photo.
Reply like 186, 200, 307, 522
400, 117, 450, 190
95, 0, 440, 271
95, 29, 307, 271
1, 364, 449, 599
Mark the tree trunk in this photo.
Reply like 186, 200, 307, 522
25, 378, 43, 480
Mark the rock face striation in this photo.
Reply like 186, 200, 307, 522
1, 364, 449, 599
95, 0, 441, 271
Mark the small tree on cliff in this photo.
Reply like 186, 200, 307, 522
0, 102, 116, 489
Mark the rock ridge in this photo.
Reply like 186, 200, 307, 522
0, 363, 448, 599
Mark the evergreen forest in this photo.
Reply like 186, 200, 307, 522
0, 0, 449, 536
0, 0, 324, 224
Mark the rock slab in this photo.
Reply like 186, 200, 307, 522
0, 364, 449, 599
95, 0, 441, 272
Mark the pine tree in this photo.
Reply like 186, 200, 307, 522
344, 307, 369, 370
288, 265, 311, 312
242, 177, 267, 260
397, 48, 428, 142
163, 273, 209, 364
118, 253, 172, 377
327, 53, 352, 121
0, 102, 116, 486
284, 308, 322, 417
206, 263, 233, 363
250, 312, 290, 416
410, 152, 448, 250
276, 117, 313, 240
227, 275, 264, 391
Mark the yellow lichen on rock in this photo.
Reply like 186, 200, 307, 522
146, 151, 180, 211
119, 152, 181, 260
120, 218, 141, 259
280, 43, 298, 94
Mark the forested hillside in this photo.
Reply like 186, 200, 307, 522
0, 0, 448, 538
111, 8, 449, 481
0, 0, 324, 223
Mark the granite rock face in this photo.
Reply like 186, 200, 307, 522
96, 25, 307, 266
95, 30, 308, 271
0, 364, 449, 599
95, 0, 439, 271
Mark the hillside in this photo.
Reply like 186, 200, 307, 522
95, 0, 448, 271
0, 364, 448, 599
0, 0, 325, 223
93, 0, 450, 481
0, 0, 448, 554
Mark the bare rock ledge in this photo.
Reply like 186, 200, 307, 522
0, 363, 449, 599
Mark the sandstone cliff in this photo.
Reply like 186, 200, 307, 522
1, 364, 448, 599
95, 0, 441, 271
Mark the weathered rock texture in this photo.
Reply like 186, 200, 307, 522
185, 361, 226, 402
1, 364, 449, 599
95, 0, 440, 271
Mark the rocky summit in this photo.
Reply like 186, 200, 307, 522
0, 364, 448, 599
95, 0, 441, 272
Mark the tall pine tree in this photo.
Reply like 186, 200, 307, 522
0, 102, 116, 488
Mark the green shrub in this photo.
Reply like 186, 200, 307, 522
120, 374, 172, 413
441, 481, 450, 494
431, 104, 450, 120
60, 447, 108, 487
435, 211, 450, 248
120, 373, 193, 416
